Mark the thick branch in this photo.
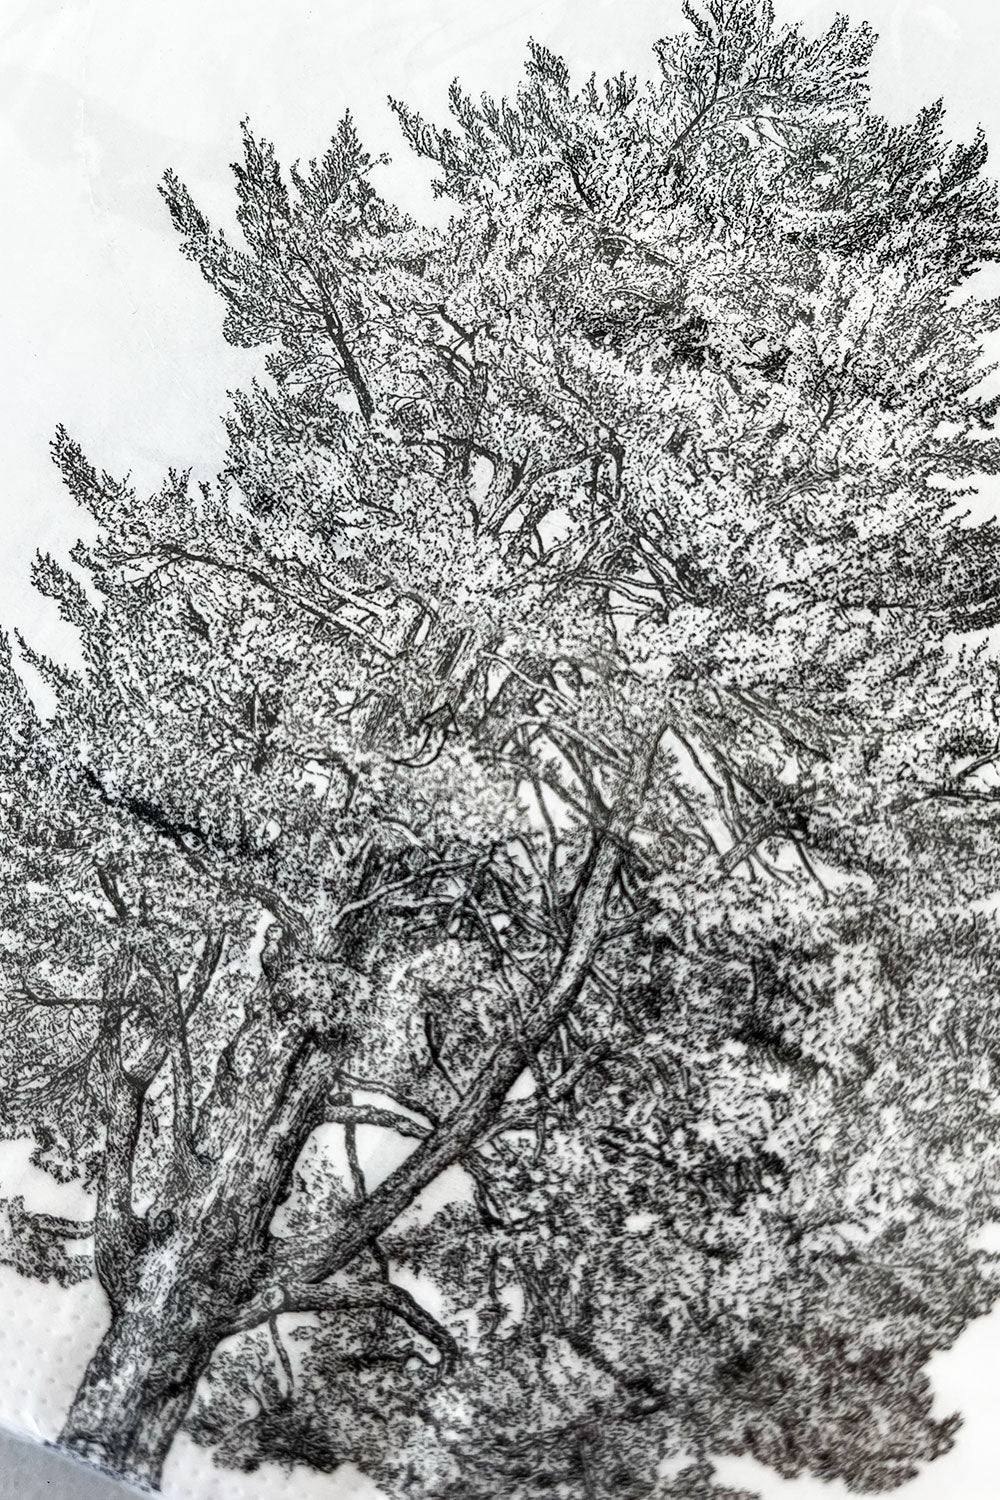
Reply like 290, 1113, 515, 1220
93, 955, 149, 1306
483, 1042, 614, 1139
277, 829, 623, 1286
245, 886, 312, 953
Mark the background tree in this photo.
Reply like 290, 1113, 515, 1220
4, 1, 1000, 1496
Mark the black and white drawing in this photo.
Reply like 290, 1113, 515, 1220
4, 1, 1000, 1494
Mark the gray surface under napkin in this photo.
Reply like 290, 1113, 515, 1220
0, 1427, 132, 1499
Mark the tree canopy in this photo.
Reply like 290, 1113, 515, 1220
4, 2, 1000, 1496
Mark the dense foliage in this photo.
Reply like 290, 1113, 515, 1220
4, 2, 1000, 1495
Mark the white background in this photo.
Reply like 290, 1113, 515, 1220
2, 2, 1000, 1496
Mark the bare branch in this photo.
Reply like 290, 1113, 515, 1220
125, 928, 226, 1092
323, 1104, 430, 1141
338, 1075, 441, 1128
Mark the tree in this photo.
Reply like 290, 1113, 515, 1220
4, 0, 1000, 1494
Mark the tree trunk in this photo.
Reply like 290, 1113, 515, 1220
59, 981, 339, 1488
59, 1240, 220, 1490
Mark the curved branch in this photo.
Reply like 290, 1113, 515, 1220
323, 1104, 430, 1141
339, 1075, 441, 1127
230, 1281, 459, 1374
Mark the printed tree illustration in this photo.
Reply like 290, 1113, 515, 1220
5, 1, 1000, 1495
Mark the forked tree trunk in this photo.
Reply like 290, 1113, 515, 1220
59, 999, 338, 1486
57, 826, 629, 1487
59, 1241, 221, 1489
